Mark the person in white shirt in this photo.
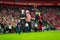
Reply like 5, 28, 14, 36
25, 23, 29, 32
34, 23, 38, 32
8, 23, 12, 33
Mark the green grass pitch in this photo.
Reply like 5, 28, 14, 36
0, 31, 60, 40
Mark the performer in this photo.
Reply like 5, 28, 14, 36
25, 10, 31, 32
20, 9, 26, 32
38, 12, 43, 31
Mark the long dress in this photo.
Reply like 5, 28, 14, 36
38, 15, 43, 31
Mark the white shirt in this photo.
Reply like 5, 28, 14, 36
35, 24, 37, 27
9, 25, 12, 29
25, 23, 29, 27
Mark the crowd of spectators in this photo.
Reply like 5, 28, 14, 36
0, 6, 60, 34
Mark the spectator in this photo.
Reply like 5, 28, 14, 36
8, 23, 12, 33
16, 21, 22, 34
4, 24, 9, 33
